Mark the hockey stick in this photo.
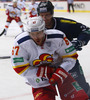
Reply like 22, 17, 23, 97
0, 21, 26, 37
0, 29, 5, 36
0, 56, 11, 59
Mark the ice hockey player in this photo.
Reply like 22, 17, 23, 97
28, 0, 38, 18
17, 0, 27, 19
37, 1, 90, 98
2, 0, 24, 36
11, 16, 89, 100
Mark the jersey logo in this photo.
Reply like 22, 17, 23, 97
72, 82, 82, 91
32, 8, 36, 11
11, 11, 16, 15
13, 57, 24, 63
65, 45, 75, 53
33, 53, 53, 67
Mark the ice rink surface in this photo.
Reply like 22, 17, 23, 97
0, 11, 90, 100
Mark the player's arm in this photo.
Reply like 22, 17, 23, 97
49, 34, 89, 100
47, 35, 78, 89
5, 5, 10, 16
72, 23, 90, 51
57, 34, 78, 71
22, 2, 26, 11
6, 9, 9, 16
28, 5, 33, 15
11, 40, 35, 78
11, 41, 29, 75
60, 17, 90, 50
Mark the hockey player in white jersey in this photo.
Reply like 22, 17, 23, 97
11, 16, 89, 100
28, 0, 38, 18
1, 0, 24, 36
17, 0, 27, 19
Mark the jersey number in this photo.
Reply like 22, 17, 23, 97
12, 46, 19, 55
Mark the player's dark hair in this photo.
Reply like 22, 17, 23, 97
37, 1, 54, 15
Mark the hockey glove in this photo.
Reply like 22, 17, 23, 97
71, 40, 85, 51
49, 68, 68, 86
37, 66, 56, 79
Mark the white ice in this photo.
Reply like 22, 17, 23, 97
0, 11, 90, 100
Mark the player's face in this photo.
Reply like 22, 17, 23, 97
13, 2, 17, 8
39, 12, 53, 28
30, 31, 45, 46
31, 0, 35, 4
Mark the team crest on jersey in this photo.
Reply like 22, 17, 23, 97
11, 11, 16, 14
32, 8, 35, 11
33, 53, 53, 67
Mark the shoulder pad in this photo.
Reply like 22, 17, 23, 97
17, 7, 21, 10
8, 4, 13, 7
46, 29, 64, 39
15, 32, 31, 44
47, 34, 63, 39
17, 36, 31, 44
60, 19, 76, 24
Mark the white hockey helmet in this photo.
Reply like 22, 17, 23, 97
26, 16, 45, 32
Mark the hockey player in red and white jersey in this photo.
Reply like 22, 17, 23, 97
17, 0, 27, 19
11, 16, 89, 100
2, 0, 24, 35
28, 0, 38, 18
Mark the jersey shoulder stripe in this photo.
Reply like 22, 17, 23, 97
55, 17, 77, 24
47, 34, 63, 39
17, 7, 21, 10
17, 36, 31, 44
8, 5, 13, 7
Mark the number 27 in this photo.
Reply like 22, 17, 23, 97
12, 46, 19, 55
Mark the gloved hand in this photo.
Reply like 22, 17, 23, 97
71, 40, 85, 51
37, 66, 56, 79
49, 68, 68, 86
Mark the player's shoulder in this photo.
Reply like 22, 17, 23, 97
35, 2, 39, 5
55, 17, 77, 24
15, 31, 31, 44
45, 29, 64, 39
7, 4, 13, 8
16, 7, 21, 11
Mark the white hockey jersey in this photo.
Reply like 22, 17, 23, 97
6, 4, 21, 18
17, 0, 26, 10
11, 29, 78, 88
28, 2, 38, 16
